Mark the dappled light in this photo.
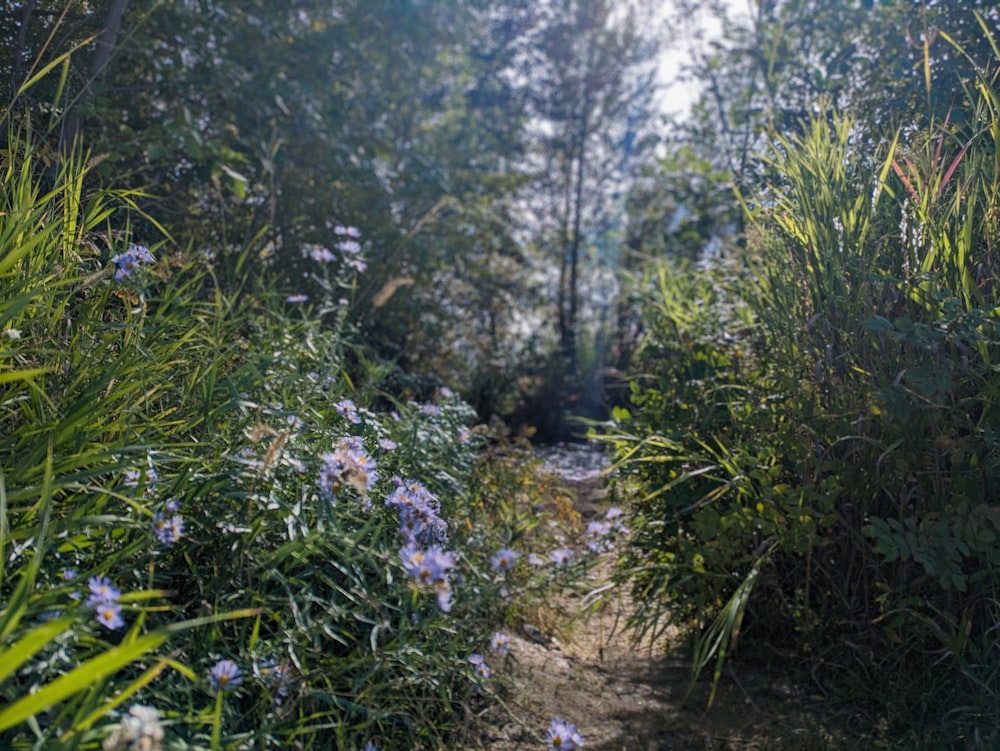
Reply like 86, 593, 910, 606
2, 1, 1000, 749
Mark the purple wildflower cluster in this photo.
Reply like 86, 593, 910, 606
385, 478, 448, 545
334, 225, 366, 271
111, 244, 155, 282
335, 398, 362, 424
318, 436, 377, 500
585, 507, 628, 554
124, 466, 158, 489
255, 658, 291, 701
400, 542, 457, 612
302, 244, 336, 263
152, 499, 184, 546
546, 718, 584, 750
86, 576, 125, 630
302, 226, 366, 271
468, 652, 491, 685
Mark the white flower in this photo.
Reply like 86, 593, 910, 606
102, 705, 164, 751
3, 328, 21, 340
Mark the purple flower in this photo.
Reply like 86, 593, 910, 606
95, 601, 125, 630
86, 576, 125, 629
209, 659, 242, 691
345, 258, 367, 273
334, 224, 362, 238
124, 466, 158, 489
490, 632, 511, 654
468, 653, 491, 680
378, 438, 398, 452
420, 404, 440, 417
304, 244, 336, 263
318, 437, 378, 499
490, 547, 519, 572
285, 294, 309, 303
86, 576, 121, 606
550, 548, 574, 567
435, 585, 454, 612
585, 521, 613, 553
111, 245, 155, 282
255, 659, 291, 699
400, 543, 457, 612
152, 512, 184, 546
400, 543, 455, 585
604, 506, 629, 534
336, 239, 361, 254
335, 399, 361, 424
546, 718, 584, 750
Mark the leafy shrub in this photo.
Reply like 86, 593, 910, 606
608, 48, 1000, 741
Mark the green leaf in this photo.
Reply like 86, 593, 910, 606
0, 632, 169, 732
0, 615, 76, 685
611, 406, 631, 421
862, 315, 893, 332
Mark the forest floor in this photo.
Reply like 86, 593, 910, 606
467, 443, 874, 751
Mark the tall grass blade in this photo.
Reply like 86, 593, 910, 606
0, 615, 76, 685
0, 632, 170, 733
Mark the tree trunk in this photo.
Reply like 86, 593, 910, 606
564, 78, 593, 382
557, 141, 574, 369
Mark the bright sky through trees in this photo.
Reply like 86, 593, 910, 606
654, 0, 751, 117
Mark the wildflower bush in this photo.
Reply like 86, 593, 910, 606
605, 25, 1000, 746
0, 113, 594, 751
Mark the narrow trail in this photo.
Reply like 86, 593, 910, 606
472, 444, 855, 751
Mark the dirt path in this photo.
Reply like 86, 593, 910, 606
470, 444, 859, 751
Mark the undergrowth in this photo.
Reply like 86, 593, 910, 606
0, 107, 603, 751
603, 19, 1000, 748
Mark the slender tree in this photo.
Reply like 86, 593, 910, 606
525, 0, 658, 382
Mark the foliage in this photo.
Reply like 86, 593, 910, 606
0, 114, 605, 750
606, 23, 1000, 744
0, 0, 663, 432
